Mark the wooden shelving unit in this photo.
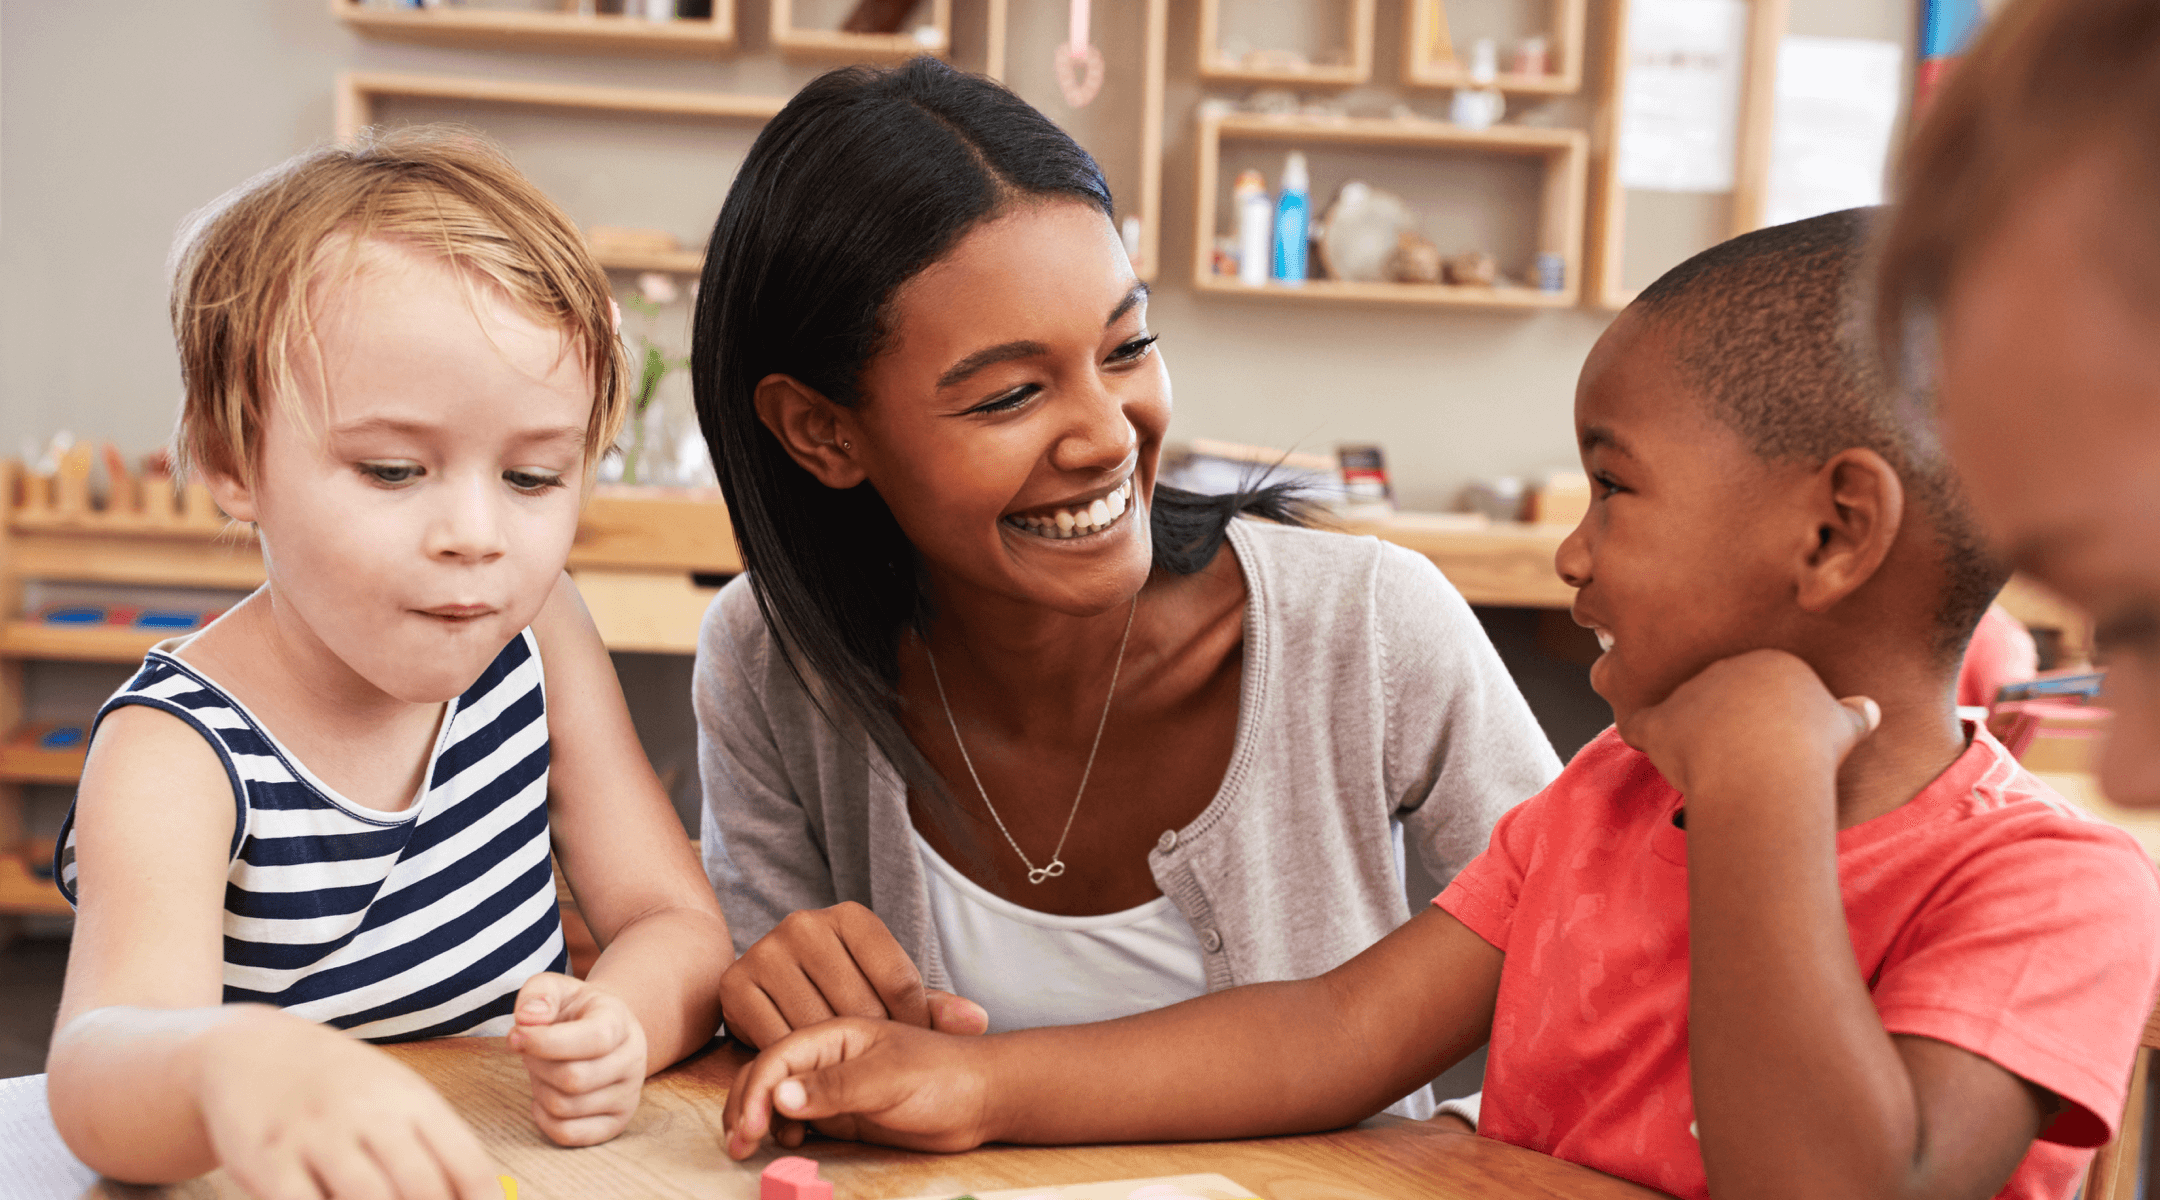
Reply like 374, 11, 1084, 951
591, 245, 705, 275
1401, 0, 1587, 94
335, 71, 787, 142
770, 0, 951, 61
0, 724, 87, 786
333, 1, 737, 56
1198, 0, 1375, 87
1193, 113, 1587, 309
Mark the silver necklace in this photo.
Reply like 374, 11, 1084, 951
922, 596, 1138, 885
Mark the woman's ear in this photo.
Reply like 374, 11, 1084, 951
1795, 447, 1905, 613
201, 463, 258, 525
752, 374, 868, 490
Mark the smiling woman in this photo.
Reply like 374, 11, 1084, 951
690, 58, 1560, 1122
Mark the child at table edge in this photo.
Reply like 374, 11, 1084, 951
43, 128, 731, 1195
717, 207, 2160, 1200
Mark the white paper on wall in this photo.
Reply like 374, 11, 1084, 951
1616, 0, 1749, 193
1763, 36, 1904, 227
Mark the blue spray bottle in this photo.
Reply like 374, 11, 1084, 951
1271, 151, 1310, 286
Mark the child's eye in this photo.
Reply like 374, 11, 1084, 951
966, 384, 1040, 416
504, 469, 566, 494
1108, 334, 1159, 365
1592, 471, 1628, 497
357, 461, 424, 487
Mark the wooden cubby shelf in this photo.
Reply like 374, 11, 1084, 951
593, 246, 705, 275
333, 1, 737, 56
770, 0, 951, 61
1198, 0, 1375, 87
1193, 112, 1587, 310
1401, 0, 1587, 95
336, 72, 787, 142
0, 852, 69, 918
0, 623, 172, 665
0, 724, 88, 786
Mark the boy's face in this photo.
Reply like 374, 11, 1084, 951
1559, 311, 1812, 727
1937, 153, 2160, 806
234, 239, 593, 705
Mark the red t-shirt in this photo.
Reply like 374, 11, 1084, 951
1438, 724, 2160, 1200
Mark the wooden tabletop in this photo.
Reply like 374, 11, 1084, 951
88, 1038, 1663, 1200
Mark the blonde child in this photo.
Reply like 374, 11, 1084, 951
44, 128, 731, 1197
719, 210, 2160, 1200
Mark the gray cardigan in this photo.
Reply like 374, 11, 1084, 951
695, 520, 1560, 1114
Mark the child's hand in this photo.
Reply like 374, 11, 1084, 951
721, 1018, 992, 1159
505, 973, 648, 1147
194, 1007, 502, 1200
1617, 648, 1882, 800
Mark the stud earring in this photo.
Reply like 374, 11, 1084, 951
842, 440, 852, 451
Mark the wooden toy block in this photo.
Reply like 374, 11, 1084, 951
55, 443, 93, 515
762, 1156, 833, 1200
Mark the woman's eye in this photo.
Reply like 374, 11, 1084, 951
357, 461, 423, 486
968, 384, 1039, 415
1109, 334, 1159, 364
504, 469, 566, 494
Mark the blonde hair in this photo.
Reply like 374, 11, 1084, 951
1875, 0, 2160, 381
171, 124, 627, 483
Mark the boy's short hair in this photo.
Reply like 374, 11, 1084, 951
1630, 208, 2008, 655
1876, 0, 2160, 383
171, 125, 627, 483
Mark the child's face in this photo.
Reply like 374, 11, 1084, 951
1937, 154, 2160, 805
1558, 312, 1810, 726
227, 240, 593, 704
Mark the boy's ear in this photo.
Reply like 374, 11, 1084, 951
201, 465, 258, 525
752, 374, 867, 490
1795, 447, 1905, 613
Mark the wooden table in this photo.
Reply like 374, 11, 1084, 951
75, 1039, 1662, 1200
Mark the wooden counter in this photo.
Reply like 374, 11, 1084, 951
61, 1038, 1663, 1200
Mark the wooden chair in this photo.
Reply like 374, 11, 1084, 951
2085, 997, 2160, 1200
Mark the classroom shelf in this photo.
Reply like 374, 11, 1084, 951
1400, 0, 1586, 95
593, 246, 705, 275
336, 72, 788, 142
0, 851, 70, 918
333, 2, 737, 56
0, 623, 172, 665
1198, 0, 1375, 88
1194, 274, 1574, 309
0, 724, 88, 785
770, 0, 950, 61
1194, 112, 1588, 310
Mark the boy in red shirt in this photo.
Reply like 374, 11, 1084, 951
717, 209, 2160, 1200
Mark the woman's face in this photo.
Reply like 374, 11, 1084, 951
847, 200, 1168, 618
1937, 152, 2160, 806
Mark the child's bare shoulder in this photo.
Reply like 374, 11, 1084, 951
80, 703, 235, 827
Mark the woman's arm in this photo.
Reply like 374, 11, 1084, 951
723, 907, 1503, 1156
531, 573, 732, 1073
47, 705, 497, 1196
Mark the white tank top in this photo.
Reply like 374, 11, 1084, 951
912, 829, 1208, 1034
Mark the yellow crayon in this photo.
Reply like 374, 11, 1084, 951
500, 1176, 517, 1200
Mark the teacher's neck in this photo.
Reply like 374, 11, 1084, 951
914, 573, 1151, 716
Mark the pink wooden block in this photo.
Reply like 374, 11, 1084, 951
761, 1156, 833, 1200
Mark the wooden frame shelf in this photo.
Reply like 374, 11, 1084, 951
1199, 0, 1375, 88
0, 852, 69, 918
770, 0, 951, 61
336, 71, 787, 141
1193, 112, 1587, 309
1401, 0, 1587, 95
1, 724, 88, 786
333, 1, 737, 56
593, 246, 705, 275
0, 623, 172, 665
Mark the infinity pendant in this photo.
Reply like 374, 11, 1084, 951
1027, 859, 1068, 885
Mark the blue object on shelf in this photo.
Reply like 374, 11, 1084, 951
43, 607, 104, 625
39, 726, 86, 750
1922, 0, 1985, 58
137, 610, 201, 630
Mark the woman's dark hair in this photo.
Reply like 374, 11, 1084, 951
692, 58, 1300, 781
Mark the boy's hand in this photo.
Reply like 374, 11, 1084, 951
720, 902, 989, 1049
1617, 648, 1881, 801
506, 973, 647, 1147
721, 1018, 992, 1159
194, 1008, 502, 1200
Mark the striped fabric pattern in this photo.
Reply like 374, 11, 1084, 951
55, 631, 567, 1043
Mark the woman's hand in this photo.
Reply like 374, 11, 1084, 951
505, 973, 647, 1147
719, 902, 988, 1049
721, 1017, 994, 1159
193, 1007, 502, 1200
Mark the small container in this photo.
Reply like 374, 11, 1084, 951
1272, 152, 1311, 287
1534, 252, 1566, 294
1513, 36, 1549, 77
1234, 169, 1271, 286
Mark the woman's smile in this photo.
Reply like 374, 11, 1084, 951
1002, 476, 1136, 542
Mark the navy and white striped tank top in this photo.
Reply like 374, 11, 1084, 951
54, 630, 567, 1042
